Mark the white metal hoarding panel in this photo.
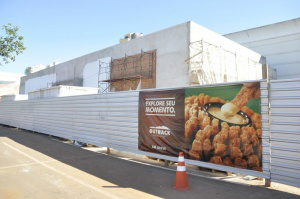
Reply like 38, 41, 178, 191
270, 78, 300, 188
0, 80, 270, 179
0, 91, 140, 152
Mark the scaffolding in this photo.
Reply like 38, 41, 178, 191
98, 50, 155, 93
98, 58, 112, 93
186, 40, 263, 85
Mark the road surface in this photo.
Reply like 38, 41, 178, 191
0, 126, 298, 199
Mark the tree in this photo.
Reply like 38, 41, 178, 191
24, 66, 31, 75
0, 23, 26, 66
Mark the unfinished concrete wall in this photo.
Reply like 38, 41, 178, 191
20, 22, 190, 94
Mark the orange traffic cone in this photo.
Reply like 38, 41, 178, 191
174, 152, 189, 190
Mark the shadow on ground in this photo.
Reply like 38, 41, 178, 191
0, 126, 299, 199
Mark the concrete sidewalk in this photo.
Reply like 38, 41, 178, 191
0, 126, 299, 199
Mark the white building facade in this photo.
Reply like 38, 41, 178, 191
224, 18, 300, 79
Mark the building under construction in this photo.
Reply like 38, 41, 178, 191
19, 21, 269, 94
98, 50, 156, 93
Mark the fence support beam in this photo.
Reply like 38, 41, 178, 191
164, 160, 169, 167
265, 179, 271, 187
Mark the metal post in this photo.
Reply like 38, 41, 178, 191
123, 54, 126, 91
98, 60, 101, 91
164, 160, 169, 167
266, 66, 272, 188
109, 57, 113, 92
265, 179, 271, 187
107, 147, 110, 154
140, 50, 143, 89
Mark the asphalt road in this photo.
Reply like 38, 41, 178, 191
0, 126, 299, 199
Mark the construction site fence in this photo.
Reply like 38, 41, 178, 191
0, 78, 299, 188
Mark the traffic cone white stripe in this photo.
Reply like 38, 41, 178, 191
178, 156, 184, 162
177, 166, 186, 172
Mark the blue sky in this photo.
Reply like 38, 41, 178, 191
0, 0, 299, 74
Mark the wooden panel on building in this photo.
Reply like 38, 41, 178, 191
109, 50, 156, 91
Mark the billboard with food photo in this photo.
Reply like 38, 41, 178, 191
138, 82, 262, 172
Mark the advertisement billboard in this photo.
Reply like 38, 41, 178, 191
138, 82, 262, 171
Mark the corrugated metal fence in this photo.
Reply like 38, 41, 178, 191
270, 78, 300, 187
0, 80, 273, 181
0, 91, 140, 152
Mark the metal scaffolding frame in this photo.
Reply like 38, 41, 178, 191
186, 40, 262, 85
98, 50, 155, 93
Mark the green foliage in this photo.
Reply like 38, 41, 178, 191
0, 23, 26, 66
24, 67, 31, 75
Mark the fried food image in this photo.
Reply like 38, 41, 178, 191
234, 158, 247, 169
247, 126, 256, 137
223, 157, 233, 166
229, 126, 240, 140
193, 96, 200, 106
251, 113, 262, 129
212, 124, 229, 149
221, 122, 230, 132
203, 125, 212, 138
211, 118, 219, 136
242, 144, 254, 156
230, 125, 240, 133
232, 84, 259, 108
214, 143, 227, 157
198, 110, 208, 126
192, 140, 203, 152
189, 149, 201, 160
185, 104, 192, 121
256, 129, 262, 139
209, 156, 223, 165
209, 97, 226, 104
240, 130, 250, 146
257, 144, 262, 159
189, 104, 198, 118
252, 167, 262, 172
203, 138, 211, 157
200, 116, 211, 130
185, 90, 262, 171
185, 96, 196, 105
230, 147, 243, 159
229, 138, 240, 148
241, 126, 248, 134
189, 126, 212, 160
185, 116, 198, 139
220, 129, 229, 142
251, 135, 259, 147
203, 95, 210, 106
195, 129, 203, 141
195, 125, 212, 143
222, 83, 259, 117
198, 93, 205, 108
248, 155, 259, 168
212, 133, 225, 149
241, 106, 254, 117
